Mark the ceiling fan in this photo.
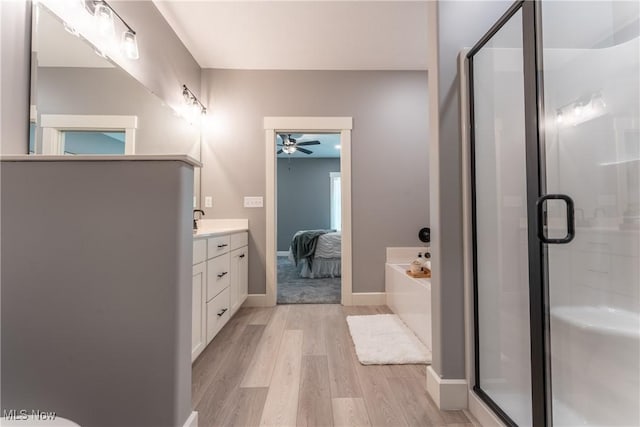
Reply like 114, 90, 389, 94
277, 134, 321, 155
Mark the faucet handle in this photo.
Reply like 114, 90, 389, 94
193, 209, 205, 231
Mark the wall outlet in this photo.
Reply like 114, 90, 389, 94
244, 196, 264, 208
205, 196, 213, 208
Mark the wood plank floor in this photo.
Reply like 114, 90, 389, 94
193, 305, 473, 427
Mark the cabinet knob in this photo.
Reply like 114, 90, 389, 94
217, 308, 228, 317
239, 254, 245, 258
217, 243, 228, 248
217, 271, 228, 278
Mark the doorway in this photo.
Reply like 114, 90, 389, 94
276, 132, 342, 304
264, 117, 353, 306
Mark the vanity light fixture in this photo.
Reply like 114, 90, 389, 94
94, 2, 115, 37
121, 30, 139, 60
90, 0, 139, 60
182, 85, 207, 116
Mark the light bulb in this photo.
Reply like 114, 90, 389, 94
121, 30, 139, 60
283, 145, 297, 154
556, 112, 563, 124
94, 3, 115, 37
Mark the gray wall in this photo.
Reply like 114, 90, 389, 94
0, 1, 201, 155
277, 157, 340, 251
430, 0, 513, 380
0, 1, 31, 154
1, 160, 194, 427
37, 67, 200, 157
201, 70, 429, 294
98, 1, 202, 115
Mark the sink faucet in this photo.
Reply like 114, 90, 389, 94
193, 209, 205, 231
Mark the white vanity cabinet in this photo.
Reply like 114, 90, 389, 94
192, 230, 248, 362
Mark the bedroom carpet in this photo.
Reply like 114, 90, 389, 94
277, 256, 341, 304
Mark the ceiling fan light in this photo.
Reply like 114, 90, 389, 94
283, 145, 297, 154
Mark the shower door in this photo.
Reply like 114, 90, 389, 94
468, 2, 533, 426
469, 0, 640, 426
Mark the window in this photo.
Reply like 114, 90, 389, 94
330, 172, 341, 231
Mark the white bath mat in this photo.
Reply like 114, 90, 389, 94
346, 314, 432, 365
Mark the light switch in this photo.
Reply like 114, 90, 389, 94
205, 196, 213, 208
244, 196, 263, 208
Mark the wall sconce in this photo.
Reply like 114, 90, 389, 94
89, 0, 139, 60
555, 92, 607, 128
182, 85, 207, 116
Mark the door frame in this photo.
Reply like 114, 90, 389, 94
264, 116, 353, 306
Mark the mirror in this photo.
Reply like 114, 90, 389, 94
29, 3, 201, 206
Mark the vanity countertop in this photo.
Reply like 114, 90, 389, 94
0, 154, 202, 167
193, 219, 249, 239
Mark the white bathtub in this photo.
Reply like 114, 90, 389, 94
385, 248, 432, 351
550, 305, 640, 426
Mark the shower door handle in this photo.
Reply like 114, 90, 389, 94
536, 194, 575, 244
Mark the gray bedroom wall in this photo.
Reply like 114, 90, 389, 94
430, 0, 513, 380
37, 67, 200, 157
277, 157, 340, 252
0, 1, 31, 154
0, 1, 201, 155
201, 70, 429, 295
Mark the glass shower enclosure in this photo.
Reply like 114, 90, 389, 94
467, 1, 639, 426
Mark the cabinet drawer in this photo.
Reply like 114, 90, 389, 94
230, 232, 248, 251
206, 287, 230, 343
193, 239, 207, 265
207, 253, 230, 301
208, 235, 231, 258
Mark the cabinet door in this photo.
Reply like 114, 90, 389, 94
238, 247, 248, 304
229, 248, 241, 313
229, 247, 249, 313
191, 262, 206, 362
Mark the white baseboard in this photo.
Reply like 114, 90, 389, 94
468, 389, 506, 427
426, 366, 468, 410
183, 411, 198, 427
243, 294, 273, 307
351, 292, 386, 306
276, 251, 289, 256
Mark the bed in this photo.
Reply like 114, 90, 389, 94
288, 230, 341, 278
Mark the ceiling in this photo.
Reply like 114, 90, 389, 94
276, 133, 341, 158
153, 1, 429, 70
